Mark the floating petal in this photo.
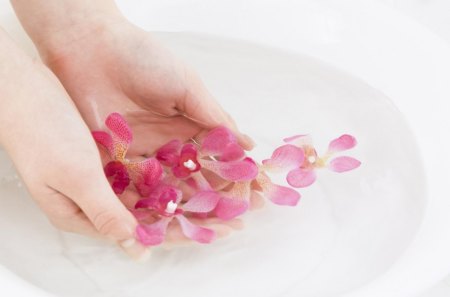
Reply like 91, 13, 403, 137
182, 191, 221, 213
136, 218, 171, 246
286, 168, 317, 188
257, 173, 300, 206
262, 144, 304, 172
215, 182, 251, 220
328, 156, 361, 172
175, 215, 216, 244
328, 134, 357, 153
199, 157, 258, 181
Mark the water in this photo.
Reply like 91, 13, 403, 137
0, 33, 426, 297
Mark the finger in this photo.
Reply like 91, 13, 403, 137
37, 190, 101, 238
53, 162, 149, 261
179, 74, 255, 150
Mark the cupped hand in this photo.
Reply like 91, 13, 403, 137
41, 18, 254, 159
36, 18, 254, 245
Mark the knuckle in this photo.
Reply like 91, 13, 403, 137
93, 211, 121, 236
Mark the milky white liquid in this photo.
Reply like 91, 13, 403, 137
0, 33, 426, 297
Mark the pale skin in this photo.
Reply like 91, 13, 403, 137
0, 0, 255, 260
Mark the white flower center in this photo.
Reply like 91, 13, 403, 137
183, 159, 197, 171
165, 201, 178, 214
308, 156, 316, 163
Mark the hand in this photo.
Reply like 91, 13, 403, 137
42, 19, 254, 157
48, 22, 253, 245
0, 29, 148, 260
12, 1, 255, 246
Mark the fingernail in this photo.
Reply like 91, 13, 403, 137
119, 238, 151, 261
120, 238, 136, 248
137, 248, 152, 263
243, 134, 256, 148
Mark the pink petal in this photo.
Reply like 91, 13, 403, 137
130, 209, 152, 221
190, 172, 213, 191
158, 186, 182, 205
328, 134, 357, 153
328, 156, 361, 172
128, 158, 163, 196
283, 134, 307, 142
200, 127, 245, 161
105, 113, 132, 145
178, 144, 201, 171
182, 191, 221, 213
135, 198, 157, 209
200, 170, 232, 191
136, 218, 171, 246
214, 197, 249, 220
215, 182, 250, 220
156, 139, 182, 167
220, 143, 245, 161
265, 184, 301, 206
262, 144, 304, 172
104, 161, 126, 177
92, 131, 114, 156
111, 179, 130, 195
199, 157, 258, 181
201, 126, 238, 154
175, 215, 216, 244
283, 134, 313, 146
257, 174, 300, 206
180, 143, 198, 160
286, 168, 317, 188
148, 183, 182, 201
172, 165, 193, 179
104, 161, 130, 194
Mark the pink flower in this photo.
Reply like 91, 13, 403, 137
134, 184, 216, 246
91, 112, 364, 248
186, 173, 252, 220
275, 134, 361, 188
254, 172, 301, 206
154, 127, 260, 220
156, 126, 258, 182
157, 142, 201, 178
92, 113, 163, 195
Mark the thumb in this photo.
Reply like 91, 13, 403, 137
59, 164, 150, 261
179, 74, 255, 150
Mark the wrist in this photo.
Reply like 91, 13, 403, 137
11, 0, 126, 63
41, 14, 127, 63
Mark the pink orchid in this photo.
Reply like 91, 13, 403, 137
266, 134, 361, 188
91, 112, 363, 248
156, 126, 258, 182
155, 127, 260, 220
134, 184, 216, 246
92, 113, 163, 195
185, 172, 252, 220
254, 172, 301, 206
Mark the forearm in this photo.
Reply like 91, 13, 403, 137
10, 0, 124, 60
0, 28, 35, 142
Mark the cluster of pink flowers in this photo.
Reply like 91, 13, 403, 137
93, 113, 361, 246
